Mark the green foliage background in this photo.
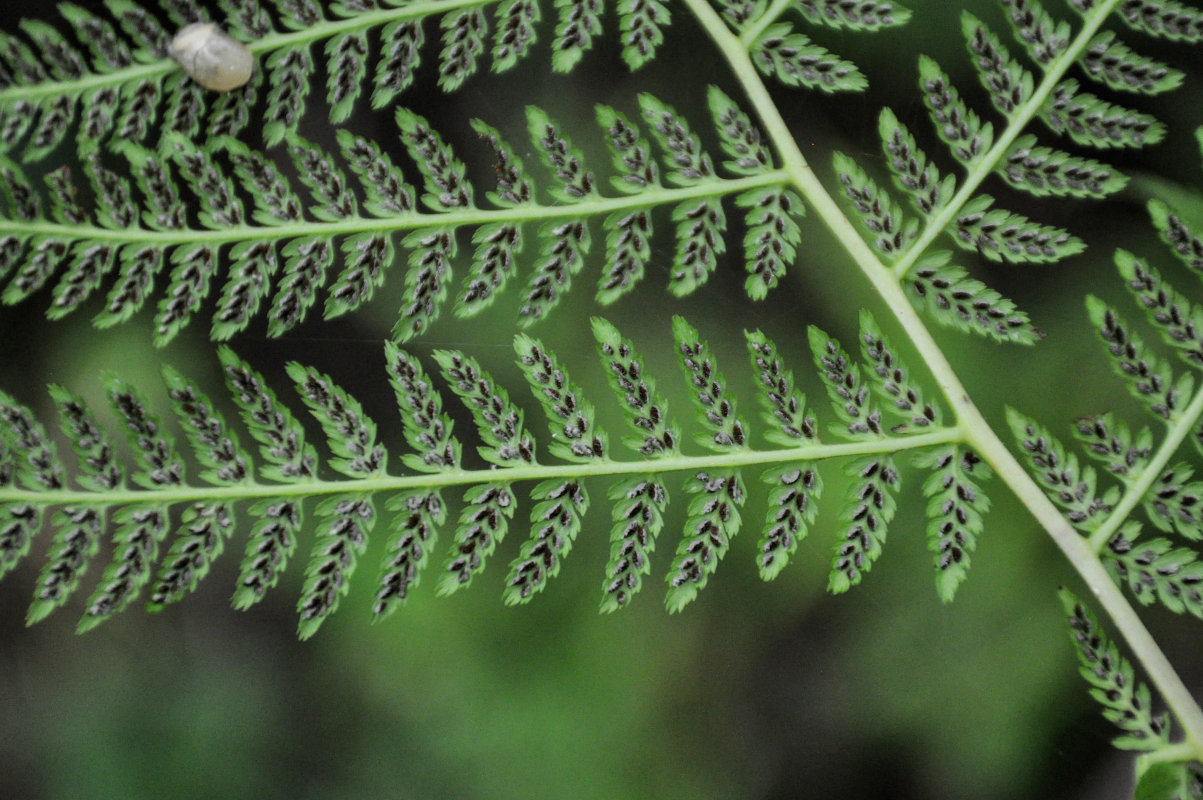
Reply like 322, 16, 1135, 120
3, 0, 1203, 797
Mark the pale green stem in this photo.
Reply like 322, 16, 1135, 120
680, 0, 1203, 755
0, 426, 962, 507
0, 172, 786, 246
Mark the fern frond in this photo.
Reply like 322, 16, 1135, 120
1087, 297, 1194, 422
1074, 413, 1154, 481
1079, 30, 1184, 94
0, 313, 974, 630
1062, 588, 1171, 751
0, 87, 825, 342
1008, 408, 1116, 530
750, 22, 867, 92
1112, 0, 1203, 43
1043, 78, 1165, 149
916, 445, 990, 601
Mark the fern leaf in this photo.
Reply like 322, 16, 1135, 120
27, 506, 103, 626
398, 107, 475, 212
858, 311, 942, 431
438, 8, 488, 92
516, 334, 608, 463
48, 384, 124, 493
1079, 31, 1184, 94
746, 329, 818, 446
19, 19, 85, 83
267, 237, 333, 338
794, 0, 911, 30
285, 132, 358, 222
372, 20, 423, 109
385, 342, 461, 474
0, 391, 61, 581
441, 482, 516, 595
905, 252, 1040, 344
395, 227, 454, 342
1146, 464, 1203, 541
262, 47, 312, 147
1087, 296, 1194, 421
1074, 413, 1154, 481
337, 130, 415, 217
1007, 408, 1116, 529
1150, 197, 1203, 274
288, 363, 386, 478
664, 319, 749, 609
745, 328, 823, 582
810, 325, 884, 438
596, 105, 657, 303
828, 455, 899, 593
999, 134, 1127, 199
145, 368, 253, 610
100, 0, 169, 63
325, 32, 367, 124
880, 107, 956, 217
834, 151, 916, 259
1043, 79, 1165, 149
1061, 588, 1171, 750
954, 194, 1084, 264
1114, 0, 1203, 43
327, 232, 394, 322
288, 365, 384, 637
1115, 249, 1203, 369
148, 500, 237, 612
374, 489, 444, 621
297, 493, 375, 640
155, 244, 217, 347
458, 120, 528, 316
272, 0, 324, 31
600, 477, 667, 612
493, 0, 541, 72
435, 349, 532, 593
1000, 0, 1071, 65
618, 0, 669, 70
666, 469, 746, 612
751, 22, 867, 92
715, 0, 767, 32
552, 0, 603, 73
675, 316, 747, 450
212, 241, 277, 341
964, 12, 1034, 118
919, 56, 994, 167
1106, 527, 1203, 618
504, 336, 606, 603
915, 445, 990, 601
520, 107, 596, 325
506, 478, 589, 604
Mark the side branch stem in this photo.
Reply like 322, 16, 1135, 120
0, 427, 961, 507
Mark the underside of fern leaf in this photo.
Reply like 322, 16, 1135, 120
0, 314, 985, 636
6, 0, 1203, 795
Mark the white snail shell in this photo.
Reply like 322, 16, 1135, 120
168, 23, 254, 92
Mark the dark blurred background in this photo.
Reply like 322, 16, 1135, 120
2, 1, 1203, 797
